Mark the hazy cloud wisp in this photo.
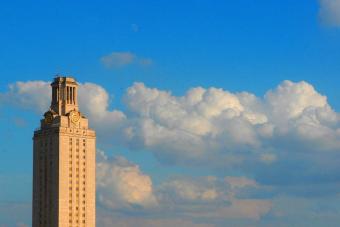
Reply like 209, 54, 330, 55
100, 51, 153, 68
319, 0, 340, 26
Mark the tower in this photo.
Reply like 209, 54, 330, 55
33, 76, 96, 227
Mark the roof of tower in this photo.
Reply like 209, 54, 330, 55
52, 75, 77, 84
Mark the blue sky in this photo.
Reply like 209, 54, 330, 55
1, 0, 340, 226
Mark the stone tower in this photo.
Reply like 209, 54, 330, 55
33, 76, 96, 227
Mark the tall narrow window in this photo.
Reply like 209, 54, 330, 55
69, 87, 71, 104
74, 87, 77, 105
72, 87, 75, 104
67, 87, 70, 104
71, 87, 73, 104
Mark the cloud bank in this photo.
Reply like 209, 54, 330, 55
2, 79, 340, 225
96, 150, 271, 224
2, 80, 340, 186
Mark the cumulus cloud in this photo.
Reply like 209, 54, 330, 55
0, 81, 50, 113
7, 79, 340, 224
319, 0, 340, 26
0, 80, 126, 141
96, 152, 272, 222
77, 83, 126, 141
2, 79, 340, 192
100, 51, 153, 68
122, 81, 340, 167
96, 150, 157, 210
94, 149, 271, 226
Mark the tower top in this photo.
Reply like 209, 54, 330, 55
52, 75, 77, 84
50, 75, 79, 115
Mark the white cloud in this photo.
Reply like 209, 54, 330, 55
100, 51, 153, 68
77, 83, 126, 139
2, 79, 340, 190
96, 149, 271, 221
265, 80, 328, 120
3, 79, 340, 226
319, 0, 340, 26
96, 150, 157, 210
0, 80, 126, 140
122, 81, 340, 169
0, 81, 51, 113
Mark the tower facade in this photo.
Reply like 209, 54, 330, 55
33, 76, 96, 227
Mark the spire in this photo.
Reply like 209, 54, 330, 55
50, 76, 79, 115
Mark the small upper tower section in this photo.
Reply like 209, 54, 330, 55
50, 76, 79, 115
